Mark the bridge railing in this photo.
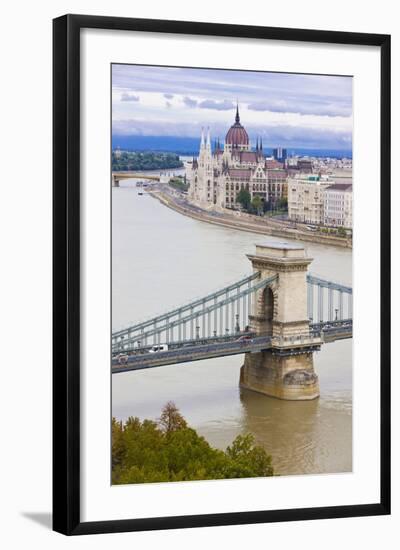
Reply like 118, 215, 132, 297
112, 331, 257, 357
271, 332, 323, 347
307, 274, 352, 325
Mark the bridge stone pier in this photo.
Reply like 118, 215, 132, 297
240, 242, 321, 400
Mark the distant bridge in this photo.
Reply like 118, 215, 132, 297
112, 172, 161, 187
112, 170, 183, 187
112, 242, 352, 401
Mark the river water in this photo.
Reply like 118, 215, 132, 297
112, 178, 352, 476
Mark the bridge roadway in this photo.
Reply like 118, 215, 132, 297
111, 320, 352, 374
311, 321, 352, 343
112, 334, 273, 373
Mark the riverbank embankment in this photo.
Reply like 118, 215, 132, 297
148, 189, 352, 249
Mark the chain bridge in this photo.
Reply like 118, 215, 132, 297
112, 242, 352, 400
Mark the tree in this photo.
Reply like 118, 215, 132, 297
337, 226, 347, 238
111, 417, 126, 470
263, 200, 271, 213
112, 151, 183, 172
276, 197, 288, 211
112, 404, 274, 485
169, 177, 189, 192
251, 195, 263, 215
236, 188, 251, 210
159, 401, 188, 433
226, 433, 273, 477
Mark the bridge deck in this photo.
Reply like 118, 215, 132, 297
112, 327, 352, 374
310, 320, 352, 342
112, 335, 273, 373
112, 323, 352, 374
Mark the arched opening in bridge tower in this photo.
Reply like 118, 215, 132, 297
262, 286, 274, 337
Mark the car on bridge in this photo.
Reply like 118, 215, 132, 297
149, 344, 169, 353
236, 335, 253, 343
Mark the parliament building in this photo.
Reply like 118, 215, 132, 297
187, 105, 287, 210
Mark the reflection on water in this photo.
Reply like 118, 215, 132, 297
239, 387, 352, 475
112, 182, 352, 476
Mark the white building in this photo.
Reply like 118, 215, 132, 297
287, 175, 332, 225
323, 183, 353, 228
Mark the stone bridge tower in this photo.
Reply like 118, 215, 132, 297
240, 242, 321, 400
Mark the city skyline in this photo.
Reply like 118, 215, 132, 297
112, 64, 353, 150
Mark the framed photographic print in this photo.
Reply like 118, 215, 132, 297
53, 14, 391, 535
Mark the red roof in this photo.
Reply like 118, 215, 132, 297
227, 168, 252, 179
225, 105, 249, 146
326, 183, 352, 191
267, 169, 286, 176
265, 159, 283, 169
226, 124, 249, 146
235, 151, 258, 163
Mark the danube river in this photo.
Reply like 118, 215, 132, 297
112, 179, 352, 476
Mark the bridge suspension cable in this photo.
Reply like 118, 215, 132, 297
112, 271, 261, 340
112, 273, 277, 353
113, 272, 353, 354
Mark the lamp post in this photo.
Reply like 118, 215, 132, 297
235, 314, 240, 333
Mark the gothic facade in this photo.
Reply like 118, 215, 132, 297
187, 106, 271, 209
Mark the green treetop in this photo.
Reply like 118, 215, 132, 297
236, 188, 251, 210
251, 195, 263, 214
112, 402, 274, 484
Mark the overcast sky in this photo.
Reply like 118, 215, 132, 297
112, 64, 353, 150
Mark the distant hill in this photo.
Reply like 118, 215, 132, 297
112, 150, 182, 172
112, 135, 352, 159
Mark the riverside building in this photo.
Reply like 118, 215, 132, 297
288, 175, 353, 228
187, 106, 287, 210
287, 174, 332, 225
323, 183, 353, 228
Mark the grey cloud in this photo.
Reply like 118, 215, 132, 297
165, 101, 172, 109
121, 93, 140, 102
253, 124, 352, 149
183, 96, 198, 108
248, 99, 351, 117
112, 118, 351, 150
112, 65, 352, 121
164, 93, 174, 99
198, 99, 235, 111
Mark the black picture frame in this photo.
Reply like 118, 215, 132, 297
53, 14, 391, 535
